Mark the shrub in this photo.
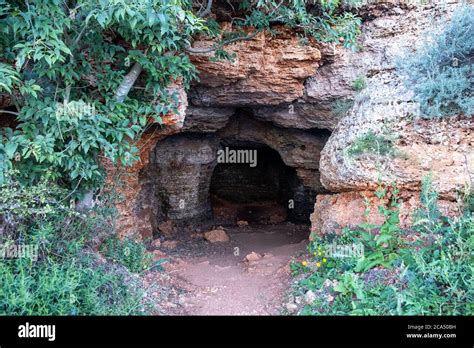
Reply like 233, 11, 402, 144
352, 76, 366, 91
0, 256, 143, 315
292, 179, 473, 315
332, 99, 354, 117
347, 130, 395, 157
100, 236, 152, 273
396, 6, 474, 118
0, 172, 144, 315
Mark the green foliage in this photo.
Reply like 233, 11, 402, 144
351, 76, 366, 91
412, 174, 443, 232
0, 172, 144, 315
0, 0, 361, 192
331, 99, 354, 117
100, 236, 152, 273
0, 62, 20, 93
396, 6, 474, 118
0, 0, 202, 190
353, 186, 402, 273
239, 0, 361, 50
332, 271, 365, 299
0, 256, 143, 315
292, 179, 473, 315
5, 98, 150, 190
347, 130, 395, 157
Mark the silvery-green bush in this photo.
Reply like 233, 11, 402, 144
397, 6, 474, 118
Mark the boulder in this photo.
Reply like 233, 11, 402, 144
237, 220, 249, 227
310, 191, 460, 238
162, 240, 178, 250
245, 252, 262, 262
158, 220, 175, 236
151, 239, 161, 249
304, 290, 317, 304
204, 229, 230, 243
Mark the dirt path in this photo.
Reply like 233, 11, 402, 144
172, 224, 308, 315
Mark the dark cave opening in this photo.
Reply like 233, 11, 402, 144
209, 144, 313, 225
144, 116, 327, 236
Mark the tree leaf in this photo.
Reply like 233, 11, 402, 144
4, 142, 17, 159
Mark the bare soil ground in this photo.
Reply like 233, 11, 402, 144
144, 223, 309, 315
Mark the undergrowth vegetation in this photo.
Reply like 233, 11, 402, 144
0, 0, 362, 315
100, 236, 152, 273
331, 99, 354, 117
291, 177, 473, 315
346, 130, 396, 158
0, 171, 144, 315
351, 76, 366, 91
396, 6, 474, 118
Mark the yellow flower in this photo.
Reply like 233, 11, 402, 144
318, 246, 322, 250
316, 262, 321, 268
323, 258, 327, 263
302, 261, 308, 266
318, 252, 322, 256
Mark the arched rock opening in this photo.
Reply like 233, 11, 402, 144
136, 109, 330, 238
210, 144, 307, 225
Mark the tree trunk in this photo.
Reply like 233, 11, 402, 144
115, 62, 143, 103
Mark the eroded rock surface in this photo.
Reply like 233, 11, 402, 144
189, 24, 321, 107
320, 94, 473, 199
142, 133, 219, 230
310, 190, 459, 237
313, 2, 472, 236
104, 82, 188, 240
103, 1, 471, 241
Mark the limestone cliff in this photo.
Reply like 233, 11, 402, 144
104, 1, 472, 240
312, 1, 473, 236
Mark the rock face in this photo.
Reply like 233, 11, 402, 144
102, 1, 470, 241
319, 62, 473, 195
311, 2, 472, 237
310, 190, 460, 237
103, 82, 188, 240
319, 2, 473, 199
189, 24, 321, 106
252, 102, 340, 131
188, 24, 346, 131
140, 133, 219, 230
182, 106, 234, 133
218, 114, 329, 185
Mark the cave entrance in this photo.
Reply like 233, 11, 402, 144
210, 143, 306, 225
